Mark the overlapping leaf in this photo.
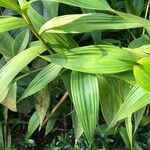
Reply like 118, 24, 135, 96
44, 45, 136, 74
134, 57, 150, 92
71, 71, 99, 142
40, 13, 144, 34
0, 0, 21, 13
20, 63, 62, 99
44, 0, 111, 11
98, 76, 130, 125
0, 43, 46, 102
109, 85, 150, 128
0, 16, 27, 33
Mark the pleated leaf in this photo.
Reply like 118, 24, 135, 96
13, 29, 30, 54
34, 87, 50, 125
134, 57, 150, 92
109, 85, 150, 128
43, 0, 111, 11
0, 32, 14, 59
40, 13, 144, 34
0, 43, 46, 103
26, 111, 40, 139
46, 45, 136, 74
0, 0, 21, 13
98, 76, 130, 125
0, 16, 27, 33
71, 71, 99, 142
1, 82, 17, 112
20, 63, 62, 99
21, 3, 78, 53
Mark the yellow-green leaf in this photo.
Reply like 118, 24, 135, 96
71, 71, 99, 142
0, 43, 46, 102
134, 57, 150, 92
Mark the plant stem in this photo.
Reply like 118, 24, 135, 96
21, 13, 54, 54
143, 0, 150, 34
40, 91, 68, 128
3, 107, 8, 150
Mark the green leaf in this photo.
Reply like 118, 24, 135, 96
22, 3, 78, 53
125, 115, 133, 149
26, 111, 40, 139
134, 57, 150, 92
0, 16, 27, 33
13, 29, 30, 54
71, 110, 83, 140
0, 32, 14, 59
71, 71, 99, 142
0, 0, 21, 13
0, 43, 46, 103
42, 1, 59, 19
40, 13, 144, 34
98, 76, 130, 125
44, 0, 111, 11
47, 45, 136, 74
34, 87, 50, 125
109, 85, 150, 128
1, 82, 17, 112
120, 127, 131, 149
20, 63, 62, 99
134, 107, 146, 133
45, 112, 59, 136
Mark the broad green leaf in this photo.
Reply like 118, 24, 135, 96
72, 110, 83, 140
134, 107, 146, 133
71, 71, 99, 142
0, 43, 46, 103
120, 127, 131, 149
46, 45, 136, 74
44, 0, 111, 11
45, 112, 59, 135
125, 0, 137, 15
125, 116, 133, 149
134, 57, 150, 92
13, 29, 30, 54
26, 111, 40, 139
0, 0, 21, 13
42, 1, 59, 19
20, 63, 62, 99
128, 34, 150, 48
1, 82, 17, 112
34, 87, 50, 125
40, 13, 144, 34
98, 76, 130, 125
0, 32, 14, 59
0, 16, 27, 33
22, 3, 78, 53
109, 85, 150, 128
133, 44, 150, 55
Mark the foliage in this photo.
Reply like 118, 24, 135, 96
0, 0, 150, 149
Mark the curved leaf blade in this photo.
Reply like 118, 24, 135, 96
0, 16, 27, 33
48, 45, 136, 74
71, 71, 99, 142
20, 63, 62, 99
40, 13, 144, 34
109, 85, 150, 128
134, 57, 150, 92
0, 43, 46, 102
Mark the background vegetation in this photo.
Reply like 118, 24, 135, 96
0, 0, 150, 149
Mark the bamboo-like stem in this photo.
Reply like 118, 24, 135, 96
3, 108, 8, 149
143, 0, 150, 34
40, 91, 68, 128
